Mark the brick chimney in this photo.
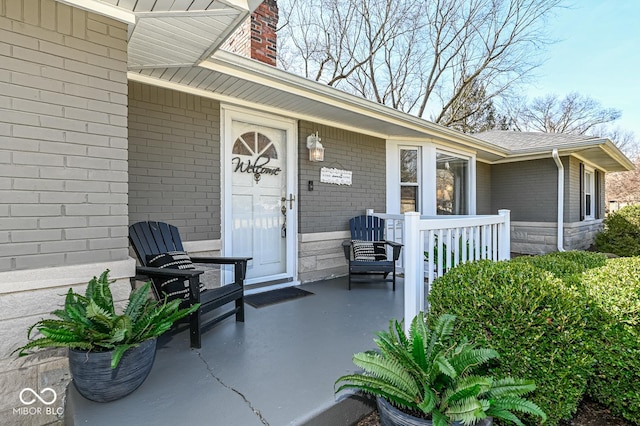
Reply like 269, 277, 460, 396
222, 0, 278, 66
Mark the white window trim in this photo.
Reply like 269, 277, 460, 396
386, 140, 476, 215
584, 165, 595, 220
399, 146, 421, 214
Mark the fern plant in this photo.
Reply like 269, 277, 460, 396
14, 269, 198, 368
335, 313, 546, 426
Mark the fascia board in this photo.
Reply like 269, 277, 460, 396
57, 0, 135, 24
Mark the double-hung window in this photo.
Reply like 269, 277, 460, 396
584, 167, 595, 220
400, 148, 420, 213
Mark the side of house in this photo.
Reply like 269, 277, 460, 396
475, 131, 622, 254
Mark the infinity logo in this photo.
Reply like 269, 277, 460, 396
19, 388, 57, 406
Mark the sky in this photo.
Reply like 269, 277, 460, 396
525, 0, 640, 138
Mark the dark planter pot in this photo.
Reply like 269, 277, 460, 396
376, 397, 493, 426
69, 338, 157, 403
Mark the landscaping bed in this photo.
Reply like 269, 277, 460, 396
356, 398, 634, 426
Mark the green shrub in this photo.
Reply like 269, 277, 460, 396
595, 204, 640, 256
512, 251, 608, 288
512, 251, 607, 280
428, 260, 594, 426
579, 257, 640, 424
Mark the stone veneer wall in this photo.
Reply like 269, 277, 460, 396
0, 1, 131, 424
511, 220, 603, 254
298, 231, 350, 283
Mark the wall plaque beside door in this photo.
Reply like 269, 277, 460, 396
320, 167, 352, 185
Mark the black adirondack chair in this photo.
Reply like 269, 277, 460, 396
342, 215, 402, 290
129, 221, 251, 348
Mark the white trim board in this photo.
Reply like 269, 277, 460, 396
56, 0, 136, 24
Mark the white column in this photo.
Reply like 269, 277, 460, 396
403, 212, 422, 334
498, 209, 511, 260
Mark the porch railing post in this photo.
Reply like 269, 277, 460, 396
498, 209, 511, 260
403, 212, 421, 334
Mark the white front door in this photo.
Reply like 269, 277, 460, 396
223, 107, 297, 287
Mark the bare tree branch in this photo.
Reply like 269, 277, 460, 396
277, 0, 562, 127
515, 92, 622, 134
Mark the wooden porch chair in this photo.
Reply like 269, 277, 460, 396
129, 221, 251, 348
342, 215, 402, 290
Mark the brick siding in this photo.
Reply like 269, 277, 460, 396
298, 121, 387, 234
0, 0, 128, 272
128, 82, 222, 241
221, 0, 278, 66
476, 161, 492, 214
220, 15, 251, 58
491, 158, 559, 222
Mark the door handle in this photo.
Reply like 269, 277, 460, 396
281, 194, 295, 210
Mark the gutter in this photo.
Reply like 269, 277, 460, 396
552, 149, 565, 252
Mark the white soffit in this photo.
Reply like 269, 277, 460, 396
91, 0, 252, 69
128, 11, 246, 69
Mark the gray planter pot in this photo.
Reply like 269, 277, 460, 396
69, 338, 157, 403
376, 397, 493, 426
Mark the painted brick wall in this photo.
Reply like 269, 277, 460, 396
598, 171, 605, 219
491, 158, 558, 222
476, 161, 492, 214
567, 156, 581, 222
0, 0, 128, 272
298, 121, 386, 234
220, 15, 251, 58
128, 82, 222, 241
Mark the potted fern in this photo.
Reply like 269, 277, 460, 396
14, 270, 198, 402
335, 313, 546, 426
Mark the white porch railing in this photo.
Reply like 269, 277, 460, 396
374, 210, 511, 333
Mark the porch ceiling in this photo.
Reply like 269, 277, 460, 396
565, 145, 633, 172
128, 12, 246, 69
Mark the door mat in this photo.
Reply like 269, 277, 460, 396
244, 287, 314, 308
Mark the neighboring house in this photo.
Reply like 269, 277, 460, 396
0, 0, 633, 423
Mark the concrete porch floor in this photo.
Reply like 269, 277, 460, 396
65, 277, 405, 426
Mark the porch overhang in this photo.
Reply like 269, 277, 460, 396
61, 0, 256, 69
128, 50, 508, 162
491, 139, 634, 173
126, 50, 634, 173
